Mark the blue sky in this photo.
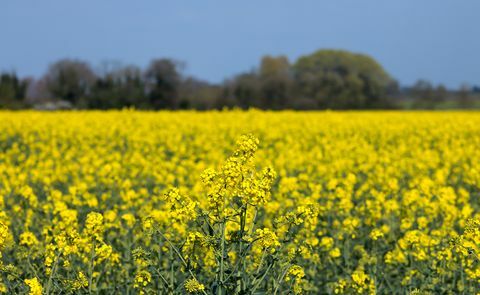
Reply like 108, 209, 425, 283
1, 1, 479, 88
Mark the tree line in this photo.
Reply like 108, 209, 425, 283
1, 49, 478, 110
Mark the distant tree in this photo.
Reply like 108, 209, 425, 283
178, 77, 221, 110
386, 80, 400, 97
411, 79, 435, 109
44, 59, 96, 106
219, 56, 292, 110
221, 72, 262, 109
115, 66, 148, 108
457, 84, 474, 109
434, 84, 448, 103
145, 59, 183, 109
0, 72, 29, 108
293, 50, 395, 109
258, 55, 292, 109
25, 77, 51, 104
90, 65, 146, 109
409, 80, 450, 109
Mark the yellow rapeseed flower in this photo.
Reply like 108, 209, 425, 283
24, 277, 42, 295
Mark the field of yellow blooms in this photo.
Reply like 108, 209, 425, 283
1, 110, 480, 294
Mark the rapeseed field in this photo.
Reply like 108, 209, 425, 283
1, 110, 480, 294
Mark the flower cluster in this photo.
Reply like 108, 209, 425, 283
24, 277, 42, 295
184, 278, 205, 293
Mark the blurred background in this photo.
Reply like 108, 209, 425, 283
1, 1, 479, 110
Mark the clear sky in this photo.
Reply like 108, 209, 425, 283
1, 1, 479, 88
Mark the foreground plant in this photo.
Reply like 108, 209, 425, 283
142, 134, 311, 294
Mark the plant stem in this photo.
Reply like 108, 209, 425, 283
273, 264, 291, 295
156, 228, 208, 295
45, 252, 60, 295
250, 262, 273, 294
169, 244, 174, 295
88, 240, 96, 294
219, 220, 226, 295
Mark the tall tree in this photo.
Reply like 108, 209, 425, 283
145, 59, 183, 109
411, 79, 435, 109
90, 65, 146, 109
0, 72, 29, 108
221, 72, 261, 109
293, 50, 395, 109
258, 55, 292, 109
178, 77, 220, 110
44, 59, 96, 106
458, 84, 474, 108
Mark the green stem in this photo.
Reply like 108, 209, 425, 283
250, 262, 273, 294
273, 264, 291, 295
153, 268, 171, 290
88, 240, 96, 294
169, 244, 174, 295
45, 252, 61, 295
156, 229, 208, 295
219, 220, 226, 295
238, 205, 247, 292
